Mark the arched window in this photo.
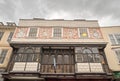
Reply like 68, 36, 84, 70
83, 48, 93, 62
24, 48, 34, 54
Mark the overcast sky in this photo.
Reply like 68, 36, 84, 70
0, 0, 120, 26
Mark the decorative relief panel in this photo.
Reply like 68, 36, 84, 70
89, 28, 103, 39
38, 27, 52, 39
13, 28, 28, 38
63, 27, 79, 39
13, 27, 103, 40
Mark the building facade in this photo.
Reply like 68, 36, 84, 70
2, 19, 114, 81
0, 22, 16, 81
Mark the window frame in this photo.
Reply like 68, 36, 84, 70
7, 32, 14, 42
52, 27, 62, 38
14, 47, 40, 62
28, 27, 38, 38
0, 31, 4, 40
75, 47, 102, 63
114, 49, 120, 64
109, 33, 120, 45
79, 28, 89, 39
0, 49, 8, 63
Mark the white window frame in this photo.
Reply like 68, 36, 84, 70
109, 33, 120, 45
28, 27, 38, 38
114, 49, 120, 64
79, 28, 89, 39
52, 27, 62, 38
0, 31, 4, 40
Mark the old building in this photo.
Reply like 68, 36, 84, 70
2, 19, 113, 81
0, 22, 16, 81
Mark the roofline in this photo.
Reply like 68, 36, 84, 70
0, 25, 17, 28
101, 26, 120, 28
19, 18, 98, 22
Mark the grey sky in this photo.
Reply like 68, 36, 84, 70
0, 0, 120, 26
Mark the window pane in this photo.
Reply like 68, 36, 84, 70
75, 47, 81, 53
114, 34, 120, 44
28, 28, 37, 37
83, 48, 92, 54
76, 54, 83, 62
15, 47, 40, 63
0, 32, 4, 40
35, 47, 41, 53
94, 54, 101, 62
92, 48, 99, 53
81, 48, 94, 62
0, 49, 8, 63
15, 54, 27, 62
109, 34, 116, 45
53, 27, 61, 38
79, 28, 88, 38
7, 32, 13, 42
83, 54, 88, 62
25, 48, 34, 53
27, 54, 34, 62
17, 47, 24, 53
115, 50, 120, 63
88, 54, 94, 62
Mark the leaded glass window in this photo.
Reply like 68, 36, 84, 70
79, 28, 88, 38
28, 28, 37, 37
53, 27, 62, 38
14, 47, 40, 62
75, 47, 102, 63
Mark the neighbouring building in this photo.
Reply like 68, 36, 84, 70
0, 22, 16, 81
101, 27, 120, 81
2, 18, 114, 81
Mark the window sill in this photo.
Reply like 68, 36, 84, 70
111, 44, 120, 46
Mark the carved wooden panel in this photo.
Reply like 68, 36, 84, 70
12, 62, 26, 71
76, 63, 90, 72
12, 62, 39, 72
90, 63, 104, 72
